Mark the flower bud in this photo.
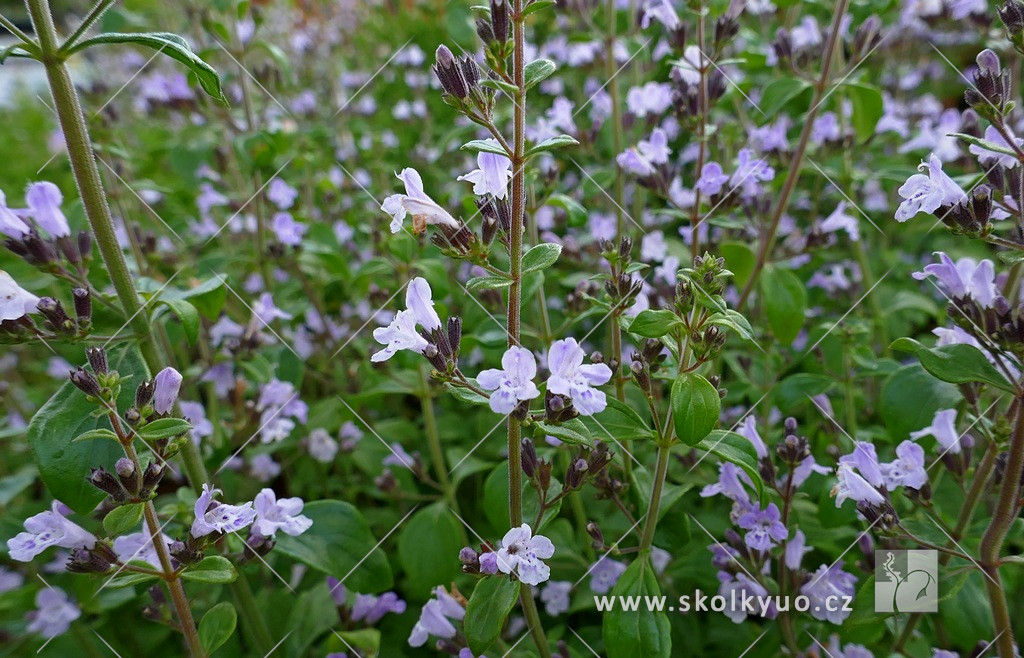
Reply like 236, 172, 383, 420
77, 230, 92, 259
37, 297, 74, 332
70, 367, 102, 397
447, 316, 462, 358
566, 457, 589, 489
136, 380, 156, 407
116, 457, 141, 495
490, 0, 510, 42
141, 462, 165, 494
433, 45, 469, 99
522, 438, 538, 478
66, 546, 114, 573
71, 287, 91, 324
89, 467, 128, 503
152, 367, 182, 415
86, 346, 108, 375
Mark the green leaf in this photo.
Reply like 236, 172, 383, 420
602, 558, 671, 658
845, 82, 884, 142
760, 265, 806, 345
478, 78, 519, 95
534, 418, 595, 447
445, 381, 490, 406
522, 0, 556, 16
66, 32, 227, 103
526, 134, 579, 157
460, 139, 509, 156
467, 274, 514, 291
103, 503, 144, 536
522, 243, 563, 273
670, 373, 720, 447
706, 309, 757, 344
695, 430, 765, 503
524, 59, 556, 90
181, 556, 237, 583
0, 44, 35, 64
275, 500, 393, 593
199, 602, 237, 655
164, 277, 227, 320
880, 364, 961, 443
137, 417, 192, 440
397, 503, 465, 598
29, 345, 148, 514
72, 428, 120, 443
545, 194, 587, 226
891, 338, 1015, 393
592, 398, 654, 441
628, 309, 681, 338
158, 299, 200, 345
720, 241, 755, 286
107, 570, 161, 588
758, 76, 812, 119
465, 578, 520, 655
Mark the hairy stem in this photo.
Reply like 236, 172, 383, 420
737, 0, 850, 308
419, 364, 457, 509
639, 444, 670, 551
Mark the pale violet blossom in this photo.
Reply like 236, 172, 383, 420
152, 367, 182, 415
968, 125, 1023, 169
0, 190, 29, 238
880, 441, 928, 491
912, 252, 998, 307
27, 588, 80, 638
307, 428, 339, 463
540, 581, 572, 615
546, 337, 613, 415
190, 484, 257, 538
674, 45, 707, 85
0, 270, 40, 322
833, 464, 885, 508
458, 149, 513, 199
495, 523, 555, 586
640, 0, 680, 29
371, 277, 441, 362
695, 162, 729, 196
382, 168, 459, 234
113, 531, 174, 567
252, 489, 313, 538
476, 346, 542, 414
909, 409, 963, 454
819, 202, 860, 242
26, 182, 70, 237
7, 502, 96, 562
408, 586, 465, 647
895, 155, 966, 221
616, 128, 671, 176
267, 178, 298, 209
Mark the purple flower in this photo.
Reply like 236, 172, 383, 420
351, 591, 406, 624
785, 529, 812, 570
717, 572, 775, 623
909, 408, 963, 454
252, 488, 313, 538
253, 292, 293, 325
735, 415, 768, 460
382, 168, 459, 234
700, 462, 754, 507
495, 523, 555, 586
267, 179, 298, 209
791, 455, 831, 488
7, 502, 96, 562
588, 556, 627, 593
695, 162, 729, 196
477, 346, 542, 414
546, 338, 613, 415
271, 212, 307, 246
405, 277, 442, 331
880, 441, 928, 491
0, 567, 24, 593
190, 484, 257, 538
26, 182, 70, 237
626, 82, 673, 117
0, 270, 40, 322
458, 149, 513, 199
152, 367, 182, 415
895, 155, 966, 221
26, 588, 80, 638
248, 454, 281, 482
640, 0, 680, 29
736, 503, 788, 551
728, 149, 775, 198
969, 125, 1023, 169
113, 530, 173, 567
0, 190, 30, 238
479, 551, 498, 574
179, 401, 213, 444
371, 277, 441, 362
800, 562, 857, 624
383, 442, 416, 469
819, 202, 860, 241
675, 45, 707, 85
540, 580, 572, 615
641, 231, 667, 262
617, 128, 671, 177
408, 586, 465, 647
913, 252, 998, 307
307, 428, 339, 463
833, 464, 885, 508
838, 442, 884, 488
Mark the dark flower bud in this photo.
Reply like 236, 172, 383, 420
77, 230, 93, 259
71, 288, 91, 323
433, 45, 469, 98
853, 15, 882, 59
89, 467, 128, 503
566, 457, 589, 489
124, 407, 142, 424
631, 361, 650, 392
784, 417, 798, 433
37, 297, 73, 332
1000, 0, 1024, 52
481, 215, 498, 245
586, 521, 604, 547
116, 457, 141, 495
522, 438, 538, 478
459, 546, 480, 566
476, 17, 495, 44
618, 236, 633, 262
447, 316, 462, 358
136, 379, 156, 407
57, 235, 80, 264
24, 232, 56, 265
490, 0, 510, 42
772, 28, 792, 62
66, 546, 113, 573
512, 399, 530, 422
858, 533, 875, 570
169, 539, 203, 565
70, 367, 103, 397
460, 56, 481, 90
714, 15, 739, 48
375, 469, 398, 492
243, 533, 275, 561
86, 346, 108, 375
587, 442, 613, 473
141, 462, 165, 493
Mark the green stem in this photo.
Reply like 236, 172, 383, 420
419, 364, 457, 509
61, 0, 115, 51
737, 0, 850, 309
228, 575, 275, 654
0, 11, 36, 45
639, 444, 670, 551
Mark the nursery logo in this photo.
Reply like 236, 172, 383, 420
874, 550, 938, 613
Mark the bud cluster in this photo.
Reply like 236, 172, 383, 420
965, 49, 1013, 120
422, 317, 464, 377
1, 287, 93, 342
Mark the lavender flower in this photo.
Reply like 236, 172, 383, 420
382, 168, 459, 234
912, 252, 998, 307
838, 442, 885, 488
0, 567, 24, 593
271, 212, 307, 246
494, 523, 555, 586
909, 408, 963, 454
546, 338, 613, 415
695, 162, 729, 196
895, 155, 966, 221
458, 149, 513, 199
588, 556, 627, 593
735, 415, 768, 460
729, 149, 775, 198
152, 367, 183, 414
718, 572, 775, 623
249, 454, 281, 482
7, 502, 97, 562
351, 591, 407, 624
0, 270, 40, 322
540, 580, 572, 615
616, 128, 671, 177
405, 277, 442, 331
190, 484, 257, 538
26, 588, 80, 638
252, 489, 313, 538
179, 401, 213, 444
476, 346, 542, 414
819, 202, 860, 241
833, 463, 885, 508
736, 503, 788, 551
408, 586, 465, 647
969, 125, 1023, 168
371, 277, 441, 361
113, 531, 174, 567
26, 182, 70, 237
785, 529, 812, 570
267, 178, 298, 209
640, 0, 680, 29
800, 562, 857, 624
880, 441, 928, 490
307, 428, 339, 463
0, 190, 30, 238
